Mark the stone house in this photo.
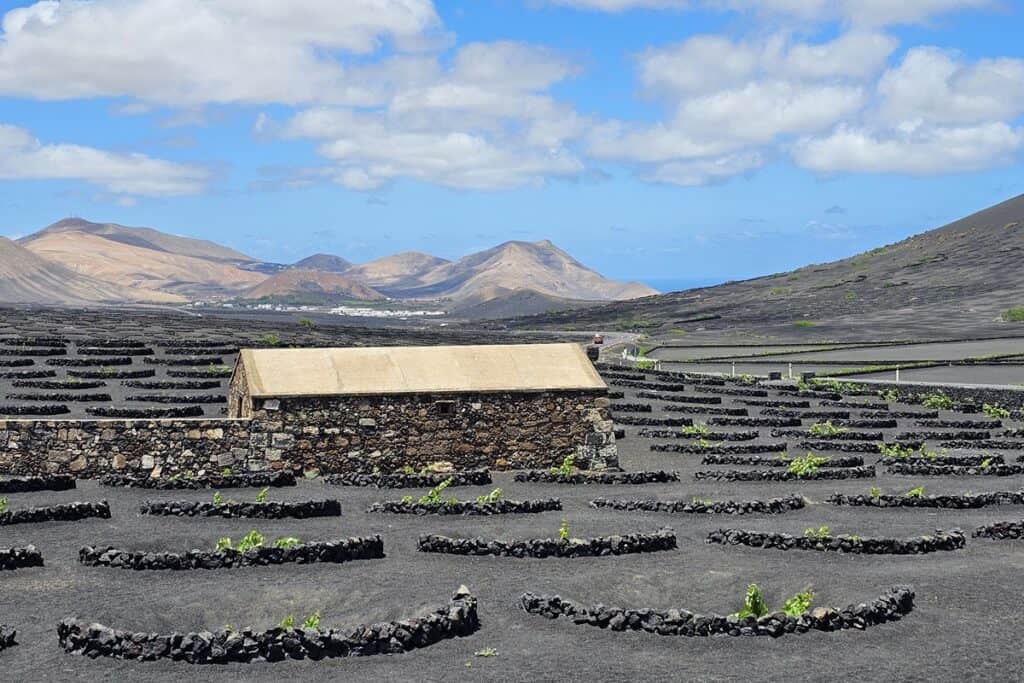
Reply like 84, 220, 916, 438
228, 343, 617, 474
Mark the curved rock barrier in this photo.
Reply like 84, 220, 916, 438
86, 405, 205, 418
78, 347, 154, 356
0, 545, 44, 570
709, 417, 800, 427
695, 466, 876, 481
887, 463, 1024, 477
740, 400, 811, 408
918, 420, 1002, 429
518, 586, 915, 638
609, 380, 691, 393
124, 380, 222, 390
652, 443, 788, 455
664, 405, 749, 417
611, 403, 653, 413
701, 454, 865, 468
514, 470, 679, 485
57, 586, 478, 663
898, 431, 991, 441
773, 429, 883, 441
863, 410, 938, 419
835, 419, 898, 429
707, 528, 965, 554
126, 394, 226, 404
0, 474, 76, 494
828, 491, 1024, 509
12, 379, 106, 390
100, 471, 295, 489
636, 391, 720, 404
367, 499, 561, 515
140, 499, 342, 519
761, 410, 851, 421
638, 429, 758, 441
70, 369, 155, 379
325, 470, 491, 488
0, 370, 57, 379
79, 535, 384, 571
0, 404, 69, 415
590, 496, 805, 515
823, 400, 888, 410
800, 441, 922, 453
617, 416, 693, 427
143, 356, 224, 366
0, 501, 110, 526
973, 520, 1024, 539
0, 358, 34, 367
48, 357, 132, 367
942, 440, 1024, 450
417, 528, 677, 558
5, 392, 112, 402
879, 454, 1003, 467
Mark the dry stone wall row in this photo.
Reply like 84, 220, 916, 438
518, 587, 915, 638
589, 496, 806, 515
100, 472, 295, 489
139, 499, 342, 519
513, 470, 679, 485
367, 499, 561, 516
417, 528, 677, 558
57, 587, 479, 664
325, 470, 492, 488
0, 501, 110, 526
706, 528, 966, 554
79, 536, 384, 571
828, 491, 1024, 509
0, 545, 44, 570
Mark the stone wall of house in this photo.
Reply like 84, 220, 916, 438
0, 419, 257, 478
249, 390, 616, 477
0, 390, 616, 478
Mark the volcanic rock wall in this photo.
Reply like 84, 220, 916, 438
0, 391, 615, 477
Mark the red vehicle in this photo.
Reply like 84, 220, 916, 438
592, 334, 604, 345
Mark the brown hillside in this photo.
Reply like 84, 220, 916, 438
0, 237, 180, 304
243, 269, 385, 302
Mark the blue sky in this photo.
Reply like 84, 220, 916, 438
1, 0, 1022, 290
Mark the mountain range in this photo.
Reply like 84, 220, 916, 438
3, 217, 657, 315
501, 193, 1024, 340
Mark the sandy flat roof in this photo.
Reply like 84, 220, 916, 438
237, 343, 606, 398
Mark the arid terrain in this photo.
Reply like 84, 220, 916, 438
4, 360, 1024, 680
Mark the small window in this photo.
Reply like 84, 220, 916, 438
435, 400, 456, 415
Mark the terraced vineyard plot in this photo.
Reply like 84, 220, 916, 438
4, 315, 1024, 678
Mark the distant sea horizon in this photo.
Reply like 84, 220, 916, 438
639, 277, 723, 294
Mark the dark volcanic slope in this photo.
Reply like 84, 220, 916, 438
502, 194, 1024, 340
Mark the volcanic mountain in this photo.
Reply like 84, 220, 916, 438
373, 240, 657, 303
18, 218, 267, 299
243, 269, 385, 303
342, 251, 451, 290
500, 193, 1024, 340
0, 237, 178, 304
291, 253, 352, 273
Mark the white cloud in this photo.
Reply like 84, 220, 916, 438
793, 122, 1024, 174
0, 0, 441, 106
643, 152, 765, 185
590, 32, 881, 184
278, 41, 587, 190
878, 47, 1024, 125
0, 123, 210, 196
